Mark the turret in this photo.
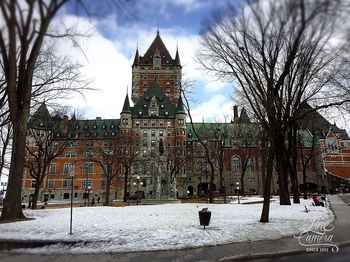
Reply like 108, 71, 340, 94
120, 93, 132, 129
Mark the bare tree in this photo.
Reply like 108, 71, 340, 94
80, 138, 121, 205
197, 0, 349, 222
24, 104, 77, 209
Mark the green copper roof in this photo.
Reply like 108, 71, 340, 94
175, 95, 186, 114
121, 94, 131, 114
131, 81, 176, 118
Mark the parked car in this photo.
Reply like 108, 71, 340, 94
128, 194, 142, 200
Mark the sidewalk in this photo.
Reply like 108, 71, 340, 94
0, 194, 349, 262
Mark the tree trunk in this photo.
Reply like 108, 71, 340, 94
302, 169, 308, 199
240, 170, 245, 193
260, 141, 275, 223
105, 179, 111, 206
123, 168, 128, 202
1, 119, 27, 220
31, 182, 41, 209
208, 165, 214, 203
276, 134, 291, 205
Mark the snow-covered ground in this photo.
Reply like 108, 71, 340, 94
0, 199, 333, 254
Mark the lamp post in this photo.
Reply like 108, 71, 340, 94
69, 170, 74, 235
87, 186, 92, 206
133, 176, 143, 205
236, 181, 240, 204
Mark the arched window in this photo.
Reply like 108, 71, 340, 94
232, 156, 241, 172
247, 157, 254, 172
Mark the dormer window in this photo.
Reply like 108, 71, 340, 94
111, 124, 115, 129
102, 125, 106, 129
160, 104, 164, 108
40, 123, 44, 127
84, 126, 88, 130
143, 104, 147, 108
139, 111, 143, 116
93, 125, 97, 129
165, 111, 169, 116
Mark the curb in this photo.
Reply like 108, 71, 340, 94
0, 239, 89, 250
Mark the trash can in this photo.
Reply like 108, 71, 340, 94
199, 208, 211, 229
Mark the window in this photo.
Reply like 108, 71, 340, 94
50, 163, 57, 174
136, 120, 140, 126
178, 119, 184, 125
101, 179, 106, 189
249, 178, 256, 184
65, 151, 76, 158
31, 179, 36, 188
247, 158, 254, 172
151, 120, 156, 126
122, 118, 128, 125
85, 151, 94, 157
232, 156, 241, 172
63, 163, 74, 174
143, 140, 148, 146
86, 140, 95, 146
159, 130, 164, 137
102, 163, 111, 174
151, 130, 156, 137
63, 193, 70, 199
69, 140, 77, 147
144, 121, 148, 127
82, 163, 93, 174
53, 142, 59, 148
82, 179, 92, 188
151, 140, 156, 147
48, 180, 55, 189
159, 121, 164, 127
143, 130, 148, 137
62, 179, 72, 189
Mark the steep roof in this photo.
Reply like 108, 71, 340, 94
28, 102, 53, 129
137, 32, 176, 66
174, 48, 181, 66
121, 93, 131, 114
131, 81, 176, 118
132, 49, 139, 66
175, 95, 186, 114
299, 103, 349, 139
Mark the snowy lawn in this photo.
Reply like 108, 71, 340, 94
0, 199, 333, 253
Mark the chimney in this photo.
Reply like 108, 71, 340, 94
63, 115, 68, 133
233, 106, 238, 122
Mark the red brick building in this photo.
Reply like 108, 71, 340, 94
22, 32, 349, 203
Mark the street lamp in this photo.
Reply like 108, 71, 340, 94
133, 176, 143, 205
87, 186, 92, 206
236, 181, 240, 204
69, 169, 74, 235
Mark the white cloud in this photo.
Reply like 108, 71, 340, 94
49, 12, 233, 122
190, 95, 233, 123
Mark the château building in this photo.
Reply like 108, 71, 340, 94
22, 32, 350, 204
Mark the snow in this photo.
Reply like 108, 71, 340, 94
0, 199, 333, 254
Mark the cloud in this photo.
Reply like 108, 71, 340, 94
49, 9, 234, 122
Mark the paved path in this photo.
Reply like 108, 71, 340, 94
0, 194, 349, 262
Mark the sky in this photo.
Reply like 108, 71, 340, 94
51, 0, 237, 122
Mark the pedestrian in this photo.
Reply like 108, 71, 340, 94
91, 197, 95, 206
97, 195, 100, 204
